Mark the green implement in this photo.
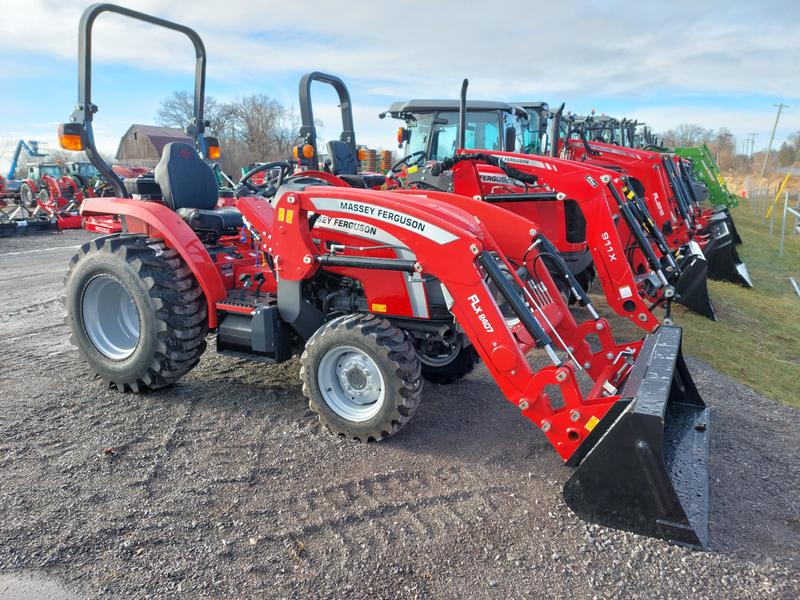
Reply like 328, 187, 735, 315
674, 144, 739, 208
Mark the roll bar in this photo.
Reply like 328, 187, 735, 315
67, 3, 208, 198
298, 71, 356, 170
549, 103, 565, 157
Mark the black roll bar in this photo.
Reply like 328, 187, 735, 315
68, 3, 207, 198
298, 71, 356, 171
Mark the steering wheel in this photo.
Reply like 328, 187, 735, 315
236, 161, 293, 198
389, 151, 427, 175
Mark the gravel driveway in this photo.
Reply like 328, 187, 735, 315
0, 230, 798, 599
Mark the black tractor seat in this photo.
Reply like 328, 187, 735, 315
338, 173, 386, 188
176, 207, 243, 235
326, 140, 385, 188
154, 141, 243, 237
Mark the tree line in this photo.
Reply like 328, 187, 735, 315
155, 91, 301, 177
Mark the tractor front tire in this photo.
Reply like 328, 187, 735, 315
19, 183, 35, 208
300, 314, 422, 441
64, 234, 208, 392
417, 342, 479, 385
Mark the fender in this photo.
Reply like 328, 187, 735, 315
23, 178, 38, 193
80, 197, 227, 327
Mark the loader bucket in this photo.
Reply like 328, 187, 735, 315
673, 242, 716, 320
701, 215, 752, 287
563, 326, 710, 549
714, 207, 742, 244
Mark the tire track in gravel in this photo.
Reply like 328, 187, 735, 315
241, 468, 509, 547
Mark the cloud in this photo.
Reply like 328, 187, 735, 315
1, 0, 799, 153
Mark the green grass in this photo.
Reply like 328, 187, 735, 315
595, 202, 800, 407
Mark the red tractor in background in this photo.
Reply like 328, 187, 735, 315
556, 115, 752, 290
379, 82, 715, 323
17, 163, 83, 229
59, 4, 711, 550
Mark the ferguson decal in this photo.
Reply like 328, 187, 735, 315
468, 293, 495, 333
310, 197, 458, 244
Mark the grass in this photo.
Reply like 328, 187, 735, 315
595, 197, 800, 408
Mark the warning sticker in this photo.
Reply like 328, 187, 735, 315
585, 415, 600, 432
618, 285, 633, 299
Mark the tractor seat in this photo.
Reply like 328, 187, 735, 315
338, 173, 386, 189
154, 141, 243, 234
326, 140, 385, 188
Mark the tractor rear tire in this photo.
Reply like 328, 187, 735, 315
64, 234, 208, 392
19, 183, 35, 208
300, 313, 422, 441
417, 342, 479, 385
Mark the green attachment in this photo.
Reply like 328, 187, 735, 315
674, 144, 739, 208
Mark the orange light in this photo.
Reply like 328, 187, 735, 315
58, 123, 83, 151
357, 147, 368, 161
301, 144, 314, 159
396, 127, 405, 144
292, 145, 299, 160
208, 145, 220, 160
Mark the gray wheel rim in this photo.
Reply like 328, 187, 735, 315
317, 345, 385, 422
82, 275, 141, 360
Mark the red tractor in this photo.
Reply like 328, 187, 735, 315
59, 4, 711, 549
18, 163, 83, 229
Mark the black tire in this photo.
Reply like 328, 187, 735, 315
300, 313, 422, 441
19, 183, 35, 208
417, 341, 479, 385
64, 234, 208, 392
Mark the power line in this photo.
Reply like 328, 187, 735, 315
761, 103, 788, 177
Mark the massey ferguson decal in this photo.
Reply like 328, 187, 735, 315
480, 173, 514, 185
601, 231, 617, 262
310, 197, 458, 244
490, 154, 557, 171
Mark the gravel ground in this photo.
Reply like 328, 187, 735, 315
0, 230, 798, 599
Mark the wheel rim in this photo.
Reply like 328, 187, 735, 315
416, 340, 461, 367
82, 275, 141, 360
317, 345, 385, 422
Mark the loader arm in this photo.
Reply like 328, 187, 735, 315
240, 185, 641, 461
448, 150, 669, 332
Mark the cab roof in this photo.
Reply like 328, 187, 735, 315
383, 99, 528, 119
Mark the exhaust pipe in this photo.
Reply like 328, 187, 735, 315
563, 326, 710, 549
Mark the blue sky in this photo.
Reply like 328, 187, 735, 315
1, 0, 799, 171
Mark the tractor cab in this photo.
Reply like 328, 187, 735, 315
380, 99, 527, 189
28, 163, 63, 181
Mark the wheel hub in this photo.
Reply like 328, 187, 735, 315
317, 346, 386, 422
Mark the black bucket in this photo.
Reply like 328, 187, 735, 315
563, 326, 710, 549
713, 207, 742, 244
672, 242, 716, 320
701, 216, 752, 288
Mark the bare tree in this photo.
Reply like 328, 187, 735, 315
661, 123, 708, 148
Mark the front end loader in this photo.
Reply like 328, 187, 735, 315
59, 3, 711, 549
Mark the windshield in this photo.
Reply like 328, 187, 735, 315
78, 163, 99, 177
404, 111, 502, 161
41, 165, 62, 178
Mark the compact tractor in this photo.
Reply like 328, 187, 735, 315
0, 140, 62, 235
60, 4, 711, 549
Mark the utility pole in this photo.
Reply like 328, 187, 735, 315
760, 103, 788, 177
